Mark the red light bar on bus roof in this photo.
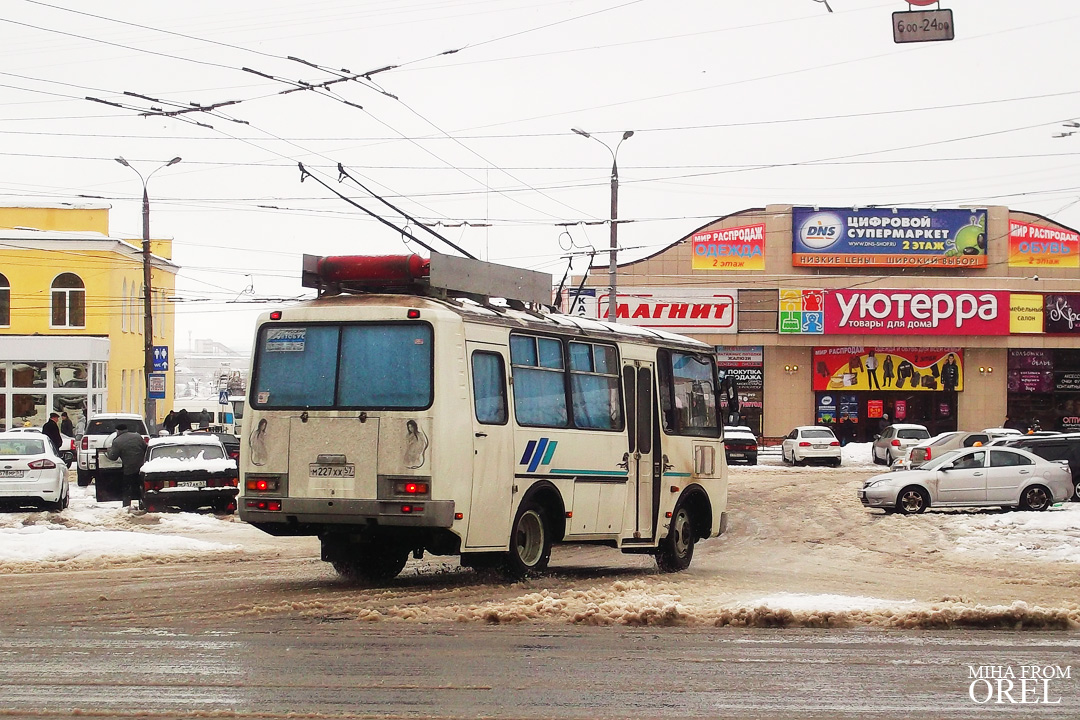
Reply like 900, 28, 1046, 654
316, 255, 430, 285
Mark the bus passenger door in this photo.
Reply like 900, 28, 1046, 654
623, 362, 656, 539
464, 343, 515, 549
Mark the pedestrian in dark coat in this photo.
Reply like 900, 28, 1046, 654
106, 424, 148, 508
176, 409, 192, 434
60, 412, 75, 437
41, 413, 63, 455
163, 411, 178, 435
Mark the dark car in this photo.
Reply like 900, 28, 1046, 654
186, 430, 240, 463
140, 435, 239, 514
1003, 433, 1080, 501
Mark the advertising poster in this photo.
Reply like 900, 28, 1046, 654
867, 400, 884, 419
812, 347, 964, 392
1009, 294, 1044, 334
1008, 220, 1079, 268
784, 289, 1010, 336
691, 223, 766, 271
792, 207, 989, 268
1044, 294, 1080, 334
816, 393, 837, 424
575, 287, 737, 334
894, 399, 907, 420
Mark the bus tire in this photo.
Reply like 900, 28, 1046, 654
656, 501, 695, 573
502, 501, 551, 579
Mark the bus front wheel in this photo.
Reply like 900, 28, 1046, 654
656, 502, 695, 572
502, 502, 551, 579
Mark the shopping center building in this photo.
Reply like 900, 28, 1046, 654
575, 204, 1080, 441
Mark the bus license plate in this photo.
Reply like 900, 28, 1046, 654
176, 480, 206, 488
309, 464, 355, 478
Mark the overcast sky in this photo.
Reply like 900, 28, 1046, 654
3, 0, 1079, 351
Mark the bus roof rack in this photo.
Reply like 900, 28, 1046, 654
302, 252, 553, 307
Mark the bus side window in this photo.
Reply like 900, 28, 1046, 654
471, 351, 508, 425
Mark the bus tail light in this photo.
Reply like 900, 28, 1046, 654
394, 480, 429, 495
247, 477, 279, 492
401, 504, 424, 513
246, 499, 282, 512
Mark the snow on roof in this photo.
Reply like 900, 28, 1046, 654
148, 434, 225, 447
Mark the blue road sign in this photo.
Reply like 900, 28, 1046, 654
153, 345, 170, 372
219, 390, 230, 405
148, 373, 166, 399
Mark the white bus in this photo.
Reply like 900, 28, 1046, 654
238, 253, 729, 581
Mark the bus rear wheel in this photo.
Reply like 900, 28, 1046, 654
656, 502, 695, 572
502, 502, 551, 579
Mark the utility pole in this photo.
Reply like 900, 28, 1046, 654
115, 156, 181, 429
572, 128, 634, 323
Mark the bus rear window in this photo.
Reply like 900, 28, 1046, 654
252, 322, 433, 409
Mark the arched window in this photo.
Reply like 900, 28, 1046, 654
51, 273, 85, 327
0, 272, 9, 326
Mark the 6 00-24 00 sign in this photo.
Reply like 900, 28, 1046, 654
892, 10, 954, 43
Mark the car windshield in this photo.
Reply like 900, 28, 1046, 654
898, 429, 930, 440
802, 429, 835, 439
0, 439, 45, 456
919, 449, 964, 470
149, 444, 225, 461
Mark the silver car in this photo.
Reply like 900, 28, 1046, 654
872, 423, 930, 466
859, 446, 1072, 514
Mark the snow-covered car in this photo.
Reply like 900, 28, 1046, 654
781, 426, 842, 467
904, 431, 990, 470
0, 431, 70, 512
140, 435, 239, 514
723, 425, 758, 465
871, 423, 930, 466
8, 426, 76, 466
858, 446, 1072, 515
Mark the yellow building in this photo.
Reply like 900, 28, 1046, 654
0, 202, 177, 432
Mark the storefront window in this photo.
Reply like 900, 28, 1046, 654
0, 362, 6, 387
12, 393, 47, 428
11, 362, 46, 388
53, 394, 87, 434
54, 362, 88, 388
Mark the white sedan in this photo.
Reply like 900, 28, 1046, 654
0, 431, 70, 512
781, 426, 842, 467
859, 446, 1072, 514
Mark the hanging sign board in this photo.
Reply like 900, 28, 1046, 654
893, 9, 955, 43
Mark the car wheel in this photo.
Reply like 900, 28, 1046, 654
896, 486, 929, 514
1019, 485, 1052, 512
656, 501, 695, 572
886, 450, 894, 466
502, 501, 552, 579
77, 469, 91, 487
872, 449, 883, 465
832, 458, 842, 468
1072, 480, 1079, 503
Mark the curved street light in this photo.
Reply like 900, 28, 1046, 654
571, 128, 634, 323
115, 156, 181, 429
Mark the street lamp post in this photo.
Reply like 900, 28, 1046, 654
572, 128, 634, 323
115, 156, 181, 430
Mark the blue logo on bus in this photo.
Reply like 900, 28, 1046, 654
520, 438, 558, 473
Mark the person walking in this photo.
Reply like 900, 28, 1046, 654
41, 413, 63, 455
60, 412, 75, 437
163, 410, 178, 435
176, 409, 192, 434
105, 423, 147, 508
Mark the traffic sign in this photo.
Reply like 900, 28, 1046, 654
219, 390, 230, 405
893, 9, 954, 43
152, 345, 170, 371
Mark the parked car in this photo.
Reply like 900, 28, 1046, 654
140, 435, 239, 514
0, 431, 70, 511
76, 413, 149, 490
871, 423, 930, 466
905, 431, 990, 470
781, 426, 842, 467
185, 429, 240, 463
983, 427, 1023, 441
859, 446, 1072, 514
723, 426, 758, 465
1003, 433, 1080, 502
8, 426, 76, 466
